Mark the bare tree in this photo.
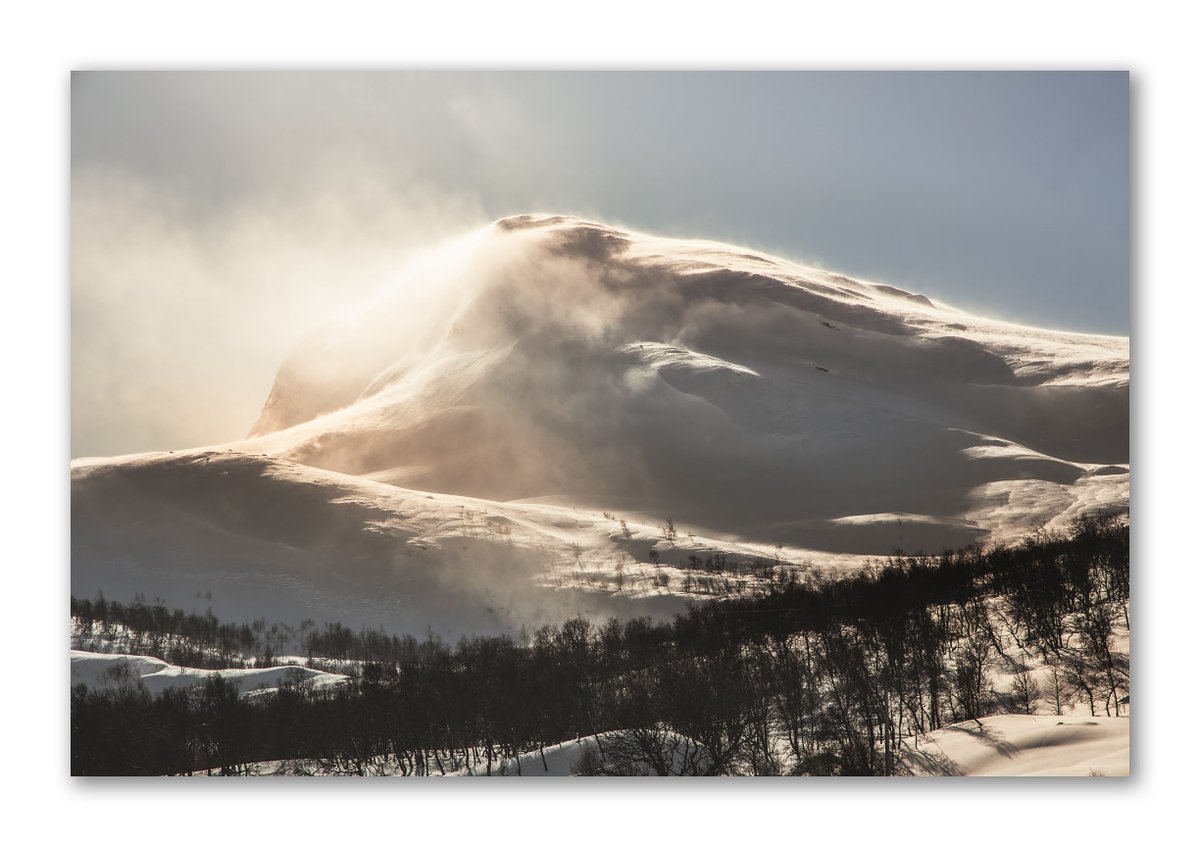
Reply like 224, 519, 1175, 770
1008, 669, 1041, 715
1043, 663, 1072, 716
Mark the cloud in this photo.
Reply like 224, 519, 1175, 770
70, 160, 488, 457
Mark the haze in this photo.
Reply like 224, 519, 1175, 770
71, 71, 1129, 458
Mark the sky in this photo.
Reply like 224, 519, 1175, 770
71, 71, 1129, 458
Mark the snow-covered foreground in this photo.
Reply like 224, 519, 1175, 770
480, 720, 1133, 777
240, 719, 1128, 777
901, 715, 1129, 777
218, 729, 667, 777
243, 732, 710, 777
70, 650, 347, 697
72, 214, 1128, 637
455, 737, 599, 777
451, 731, 712, 777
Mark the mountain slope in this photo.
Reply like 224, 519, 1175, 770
72, 215, 1128, 635
243, 214, 1126, 541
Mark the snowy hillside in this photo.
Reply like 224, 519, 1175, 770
72, 449, 749, 636
901, 715, 1129, 777
216, 720, 1130, 777
70, 650, 347, 698
462, 717, 1129, 778
71, 215, 1128, 636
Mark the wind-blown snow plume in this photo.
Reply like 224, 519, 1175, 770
72, 215, 1128, 635
246, 214, 1127, 536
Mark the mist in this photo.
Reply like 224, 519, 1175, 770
71, 214, 1128, 638
71, 71, 1129, 459
235, 215, 1126, 546
70, 159, 489, 458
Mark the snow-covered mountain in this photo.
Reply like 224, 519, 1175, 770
71, 215, 1128, 637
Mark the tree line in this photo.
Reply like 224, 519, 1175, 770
71, 594, 308, 669
71, 513, 1128, 776
71, 596, 452, 669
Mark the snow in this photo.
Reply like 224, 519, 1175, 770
453, 731, 711, 777
70, 650, 347, 697
618, 341, 764, 378
453, 736, 603, 777
233, 731, 710, 777
902, 715, 1129, 777
447, 718, 1130, 777
72, 215, 1128, 637
205, 719, 1128, 777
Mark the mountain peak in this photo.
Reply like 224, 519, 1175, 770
75, 217, 1128, 634
239, 216, 1125, 536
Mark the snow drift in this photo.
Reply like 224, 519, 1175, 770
72, 215, 1128, 635
901, 715, 1129, 777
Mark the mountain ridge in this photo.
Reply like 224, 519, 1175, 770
72, 215, 1128, 635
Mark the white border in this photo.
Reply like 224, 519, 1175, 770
6, 1, 1193, 843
